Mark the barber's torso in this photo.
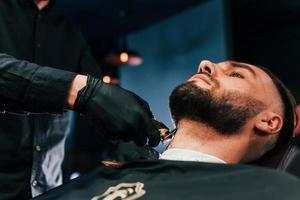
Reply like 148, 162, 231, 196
0, 0, 97, 199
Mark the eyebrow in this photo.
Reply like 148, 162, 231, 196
227, 61, 257, 77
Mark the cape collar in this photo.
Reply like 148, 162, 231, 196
160, 148, 226, 164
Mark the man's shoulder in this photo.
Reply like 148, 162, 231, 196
124, 160, 300, 185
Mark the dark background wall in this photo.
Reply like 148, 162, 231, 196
230, 0, 300, 103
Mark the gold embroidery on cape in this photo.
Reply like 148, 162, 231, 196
100, 161, 124, 169
91, 182, 146, 200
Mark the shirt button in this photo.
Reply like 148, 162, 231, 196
35, 145, 41, 152
32, 180, 38, 187
36, 43, 41, 48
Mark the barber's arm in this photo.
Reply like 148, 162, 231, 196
0, 53, 76, 112
0, 53, 160, 146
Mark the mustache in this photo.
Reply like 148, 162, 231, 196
196, 72, 220, 89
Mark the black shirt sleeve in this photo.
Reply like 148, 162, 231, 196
0, 53, 77, 113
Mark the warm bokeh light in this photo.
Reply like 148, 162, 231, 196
120, 52, 129, 63
102, 75, 111, 83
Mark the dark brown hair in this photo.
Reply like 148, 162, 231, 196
258, 66, 298, 147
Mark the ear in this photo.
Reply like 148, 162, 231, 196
254, 111, 283, 135
294, 106, 300, 135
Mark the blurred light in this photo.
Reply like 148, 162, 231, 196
102, 75, 119, 85
103, 75, 111, 83
105, 37, 143, 67
110, 77, 120, 84
127, 53, 143, 66
106, 51, 143, 66
70, 172, 80, 180
120, 52, 129, 63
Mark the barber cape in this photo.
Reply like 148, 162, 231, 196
33, 159, 300, 200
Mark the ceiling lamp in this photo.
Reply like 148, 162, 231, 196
105, 37, 143, 66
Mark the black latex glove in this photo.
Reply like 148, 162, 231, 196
74, 75, 160, 147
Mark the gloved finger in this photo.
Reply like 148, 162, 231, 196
132, 133, 148, 147
143, 121, 161, 147
127, 91, 154, 118
107, 120, 131, 142
128, 116, 148, 146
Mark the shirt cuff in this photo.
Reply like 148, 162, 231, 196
26, 66, 77, 113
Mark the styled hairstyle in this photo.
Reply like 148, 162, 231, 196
258, 66, 298, 147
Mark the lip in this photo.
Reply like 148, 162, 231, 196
188, 73, 211, 85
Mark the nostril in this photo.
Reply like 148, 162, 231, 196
204, 66, 211, 74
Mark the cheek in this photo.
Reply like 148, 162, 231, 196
217, 80, 265, 103
219, 79, 256, 94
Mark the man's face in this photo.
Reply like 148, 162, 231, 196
190, 60, 280, 103
169, 60, 282, 134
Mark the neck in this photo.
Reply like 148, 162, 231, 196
34, 0, 49, 11
168, 119, 251, 163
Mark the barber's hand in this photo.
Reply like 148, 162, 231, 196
73, 75, 160, 147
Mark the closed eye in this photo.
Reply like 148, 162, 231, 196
229, 72, 244, 78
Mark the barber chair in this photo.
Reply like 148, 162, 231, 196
251, 137, 300, 178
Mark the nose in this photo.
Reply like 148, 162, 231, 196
198, 60, 216, 75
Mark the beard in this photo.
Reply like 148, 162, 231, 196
169, 81, 265, 134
